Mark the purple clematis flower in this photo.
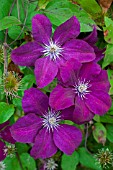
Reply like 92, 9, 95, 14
83, 26, 105, 62
11, 14, 96, 88
0, 121, 15, 161
49, 58, 112, 124
10, 88, 82, 159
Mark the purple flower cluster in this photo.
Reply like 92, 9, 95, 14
10, 14, 111, 159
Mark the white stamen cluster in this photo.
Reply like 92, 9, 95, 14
45, 158, 58, 170
43, 40, 63, 61
42, 110, 61, 132
4, 144, 16, 158
74, 78, 91, 99
0, 161, 6, 170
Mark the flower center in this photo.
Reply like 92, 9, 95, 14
42, 110, 61, 132
43, 40, 63, 61
74, 78, 91, 99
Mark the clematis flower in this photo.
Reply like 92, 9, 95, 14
11, 14, 96, 88
49, 58, 112, 124
83, 26, 105, 62
0, 121, 15, 161
10, 88, 82, 159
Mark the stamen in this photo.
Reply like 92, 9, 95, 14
43, 40, 63, 61
42, 109, 61, 132
74, 78, 91, 99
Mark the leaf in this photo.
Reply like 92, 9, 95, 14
100, 114, 113, 123
107, 69, 113, 95
61, 151, 79, 170
0, 102, 15, 124
21, 74, 36, 90
4, 153, 36, 170
8, 26, 24, 40
44, 0, 95, 32
16, 143, 30, 155
104, 17, 113, 44
78, 147, 102, 170
93, 123, 107, 144
102, 44, 113, 68
13, 98, 22, 110
106, 124, 113, 143
0, 0, 14, 19
0, 16, 21, 31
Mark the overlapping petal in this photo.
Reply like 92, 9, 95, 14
85, 91, 112, 115
53, 16, 80, 45
49, 85, 75, 110
34, 57, 58, 88
73, 97, 94, 124
1, 126, 15, 144
32, 14, 52, 44
62, 39, 96, 63
30, 128, 57, 159
22, 88, 49, 115
10, 113, 42, 143
53, 124, 82, 155
11, 42, 43, 66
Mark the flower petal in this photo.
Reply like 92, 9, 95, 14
79, 62, 101, 81
62, 39, 96, 63
0, 121, 9, 130
11, 42, 43, 66
10, 113, 42, 143
0, 141, 5, 161
60, 58, 81, 86
35, 57, 58, 88
22, 88, 49, 115
73, 97, 94, 124
85, 92, 112, 115
49, 85, 75, 110
53, 124, 82, 155
30, 128, 57, 159
1, 126, 15, 144
53, 16, 80, 45
83, 26, 98, 45
32, 14, 52, 44
61, 106, 75, 122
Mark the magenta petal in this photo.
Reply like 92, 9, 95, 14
10, 113, 42, 143
49, 85, 75, 110
73, 97, 94, 124
32, 14, 52, 44
85, 92, 112, 115
0, 141, 6, 161
35, 57, 58, 88
60, 58, 81, 86
30, 128, 57, 159
11, 42, 43, 66
0, 121, 9, 130
53, 16, 80, 45
22, 88, 49, 115
61, 106, 75, 122
83, 26, 98, 45
62, 39, 96, 63
53, 124, 82, 155
1, 126, 15, 144
79, 62, 101, 81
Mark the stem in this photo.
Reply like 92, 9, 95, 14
16, 152, 24, 170
84, 123, 92, 154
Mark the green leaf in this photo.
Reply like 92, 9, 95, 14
107, 69, 113, 95
16, 143, 30, 154
8, 25, 24, 40
21, 74, 36, 90
102, 44, 113, 68
61, 151, 79, 170
0, 102, 15, 124
4, 153, 36, 170
106, 124, 113, 143
44, 0, 95, 32
100, 114, 113, 123
0, 16, 21, 31
76, 0, 102, 19
78, 147, 102, 170
93, 123, 107, 144
13, 98, 22, 110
